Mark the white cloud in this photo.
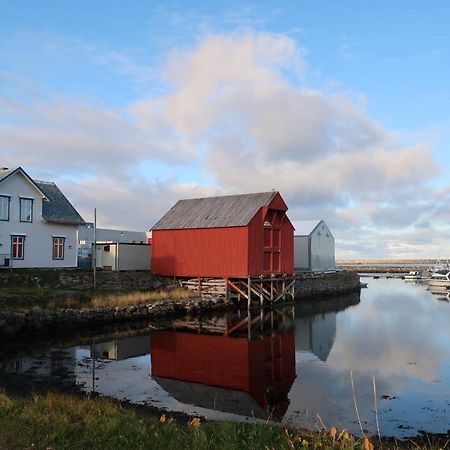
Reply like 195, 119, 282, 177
0, 32, 443, 257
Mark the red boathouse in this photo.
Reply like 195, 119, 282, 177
151, 191, 294, 279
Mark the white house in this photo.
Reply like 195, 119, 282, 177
0, 167, 85, 268
293, 220, 335, 272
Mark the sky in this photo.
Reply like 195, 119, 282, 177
1, 0, 450, 259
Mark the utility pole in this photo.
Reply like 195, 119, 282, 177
93, 208, 97, 289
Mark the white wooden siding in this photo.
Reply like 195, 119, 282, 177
0, 173, 78, 268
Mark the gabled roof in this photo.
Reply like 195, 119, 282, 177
35, 181, 85, 225
0, 166, 85, 225
293, 220, 324, 236
152, 191, 279, 230
0, 167, 47, 198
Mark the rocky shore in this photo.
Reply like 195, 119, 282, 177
0, 270, 361, 341
0, 296, 230, 341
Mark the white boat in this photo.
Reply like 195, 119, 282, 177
404, 271, 422, 280
427, 270, 450, 288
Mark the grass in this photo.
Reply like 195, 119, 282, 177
0, 390, 372, 450
91, 288, 195, 308
0, 287, 196, 311
0, 390, 445, 450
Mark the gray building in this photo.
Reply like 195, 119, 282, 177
293, 220, 335, 273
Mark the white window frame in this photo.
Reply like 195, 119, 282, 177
0, 195, 10, 221
19, 197, 33, 223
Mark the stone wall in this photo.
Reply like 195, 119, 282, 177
295, 271, 361, 299
0, 296, 230, 341
0, 269, 171, 291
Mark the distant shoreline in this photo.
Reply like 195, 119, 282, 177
337, 258, 445, 265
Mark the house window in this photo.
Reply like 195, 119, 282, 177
53, 237, 65, 260
11, 236, 25, 260
19, 198, 33, 222
0, 195, 10, 221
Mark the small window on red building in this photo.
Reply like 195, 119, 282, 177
53, 237, 65, 260
11, 235, 25, 259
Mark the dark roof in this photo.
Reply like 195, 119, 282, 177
34, 181, 85, 225
152, 191, 278, 230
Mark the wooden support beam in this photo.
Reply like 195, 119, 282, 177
226, 316, 249, 335
227, 279, 249, 299
272, 280, 296, 303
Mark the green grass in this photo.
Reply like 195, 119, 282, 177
0, 390, 371, 450
0, 390, 445, 450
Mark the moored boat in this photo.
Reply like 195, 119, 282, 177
427, 270, 450, 289
404, 271, 422, 280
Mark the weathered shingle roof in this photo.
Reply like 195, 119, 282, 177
152, 191, 278, 230
34, 181, 85, 225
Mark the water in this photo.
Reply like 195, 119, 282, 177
1, 277, 450, 438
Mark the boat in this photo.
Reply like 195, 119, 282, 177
426, 270, 450, 289
404, 271, 422, 281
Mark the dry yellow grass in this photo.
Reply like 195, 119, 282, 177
91, 288, 195, 308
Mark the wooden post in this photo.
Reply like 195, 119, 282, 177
93, 208, 97, 290
247, 276, 251, 310
260, 280, 264, 310
270, 278, 274, 304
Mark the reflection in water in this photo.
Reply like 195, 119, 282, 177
3, 280, 450, 438
91, 335, 151, 360
0, 348, 76, 379
427, 287, 450, 302
295, 313, 336, 361
151, 326, 296, 420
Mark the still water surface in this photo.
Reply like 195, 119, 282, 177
2, 277, 450, 438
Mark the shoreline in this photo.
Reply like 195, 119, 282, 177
0, 271, 361, 340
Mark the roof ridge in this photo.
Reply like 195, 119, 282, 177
34, 180, 55, 185
177, 191, 277, 203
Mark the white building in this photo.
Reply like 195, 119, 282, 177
78, 224, 152, 270
0, 167, 85, 268
293, 220, 335, 272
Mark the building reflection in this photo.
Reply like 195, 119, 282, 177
295, 312, 336, 361
151, 309, 297, 420
0, 348, 77, 381
91, 334, 151, 360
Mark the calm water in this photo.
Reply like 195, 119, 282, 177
2, 278, 450, 438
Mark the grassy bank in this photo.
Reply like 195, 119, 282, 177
0, 391, 445, 450
0, 286, 195, 311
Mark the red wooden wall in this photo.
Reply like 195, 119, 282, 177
152, 227, 248, 278
151, 330, 296, 416
151, 192, 294, 278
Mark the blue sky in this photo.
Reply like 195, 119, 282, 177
1, 1, 450, 258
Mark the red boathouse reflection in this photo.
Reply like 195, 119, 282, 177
151, 329, 296, 419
